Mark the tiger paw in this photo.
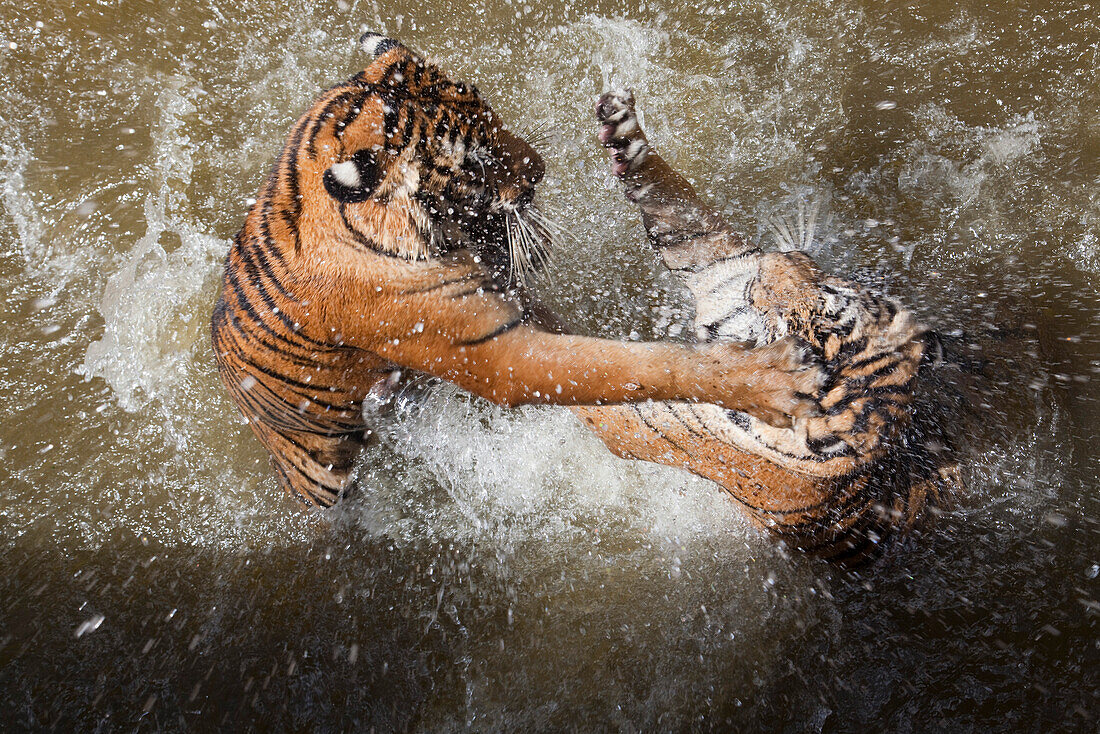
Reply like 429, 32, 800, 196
595, 89, 650, 177
703, 337, 825, 429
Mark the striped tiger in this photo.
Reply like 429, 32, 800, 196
569, 90, 961, 564
210, 36, 822, 509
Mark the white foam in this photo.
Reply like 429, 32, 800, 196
0, 142, 45, 263
80, 80, 225, 412
355, 384, 753, 551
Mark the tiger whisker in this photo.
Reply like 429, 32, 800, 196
522, 208, 560, 258
766, 195, 831, 253
526, 207, 569, 236
767, 214, 797, 251
519, 121, 553, 149
503, 203, 563, 287
505, 211, 519, 285
803, 198, 821, 251
797, 199, 807, 250
526, 217, 557, 268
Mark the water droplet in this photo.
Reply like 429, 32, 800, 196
74, 614, 105, 638
1044, 512, 1067, 528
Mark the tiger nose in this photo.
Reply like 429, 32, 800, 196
497, 129, 544, 186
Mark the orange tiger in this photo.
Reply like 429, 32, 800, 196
210, 36, 821, 509
565, 91, 961, 564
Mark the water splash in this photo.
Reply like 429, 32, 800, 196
79, 79, 225, 412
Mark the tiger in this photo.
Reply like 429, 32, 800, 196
210, 35, 823, 510
566, 90, 962, 564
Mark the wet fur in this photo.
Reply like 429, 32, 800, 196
210, 40, 821, 507
571, 90, 962, 564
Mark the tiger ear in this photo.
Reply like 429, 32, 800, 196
323, 148, 379, 203
359, 32, 404, 58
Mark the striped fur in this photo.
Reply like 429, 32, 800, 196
571, 91, 961, 564
211, 39, 822, 507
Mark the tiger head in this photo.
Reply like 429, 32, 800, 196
286, 33, 556, 283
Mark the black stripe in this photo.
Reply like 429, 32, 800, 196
664, 405, 715, 442
457, 318, 522, 346
824, 383, 911, 416
400, 99, 417, 148
633, 407, 693, 457
845, 351, 900, 373
805, 435, 858, 457
277, 453, 343, 502
217, 317, 322, 370
408, 58, 426, 96
242, 221, 296, 302
724, 409, 752, 431
306, 88, 358, 158
219, 303, 324, 364
702, 273, 752, 299
460, 124, 475, 160
431, 109, 449, 148
758, 474, 873, 527
224, 268, 330, 352
337, 206, 425, 259
228, 381, 326, 435
247, 381, 363, 434
263, 113, 310, 201
700, 306, 753, 341
282, 114, 312, 251
232, 352, 340, 396
227, 262, 315, 341
267, 429, 351, 497
381, 92, 401, 141
832, 336, 869, 363
862, 357, 909, 384
849, 397, 908, 436
654, 230, 705, 251
337, 88, 374, 134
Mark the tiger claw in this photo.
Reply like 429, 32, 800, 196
746, 337, 826, 427
595, 89, 649, 177
595, 89, 636, 124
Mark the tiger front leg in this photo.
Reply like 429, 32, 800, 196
596, 89, 756, 270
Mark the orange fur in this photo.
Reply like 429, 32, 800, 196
211, 40, 820, 507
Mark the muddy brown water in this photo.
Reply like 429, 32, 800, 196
1, 0, 1097, 730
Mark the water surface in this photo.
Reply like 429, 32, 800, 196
1, 0, 1097, 730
